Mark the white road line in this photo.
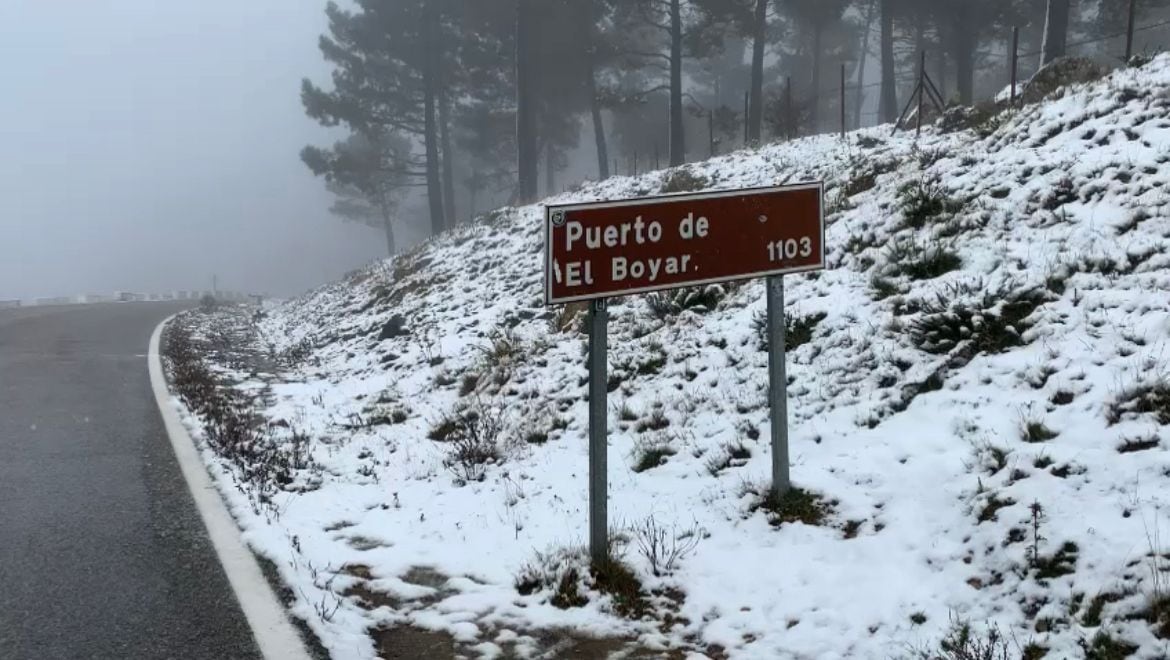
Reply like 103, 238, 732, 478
148, 318, 313, 660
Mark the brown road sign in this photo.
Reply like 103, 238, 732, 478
545, 182, 825, 305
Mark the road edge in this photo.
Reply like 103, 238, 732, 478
148, 317, 313, 660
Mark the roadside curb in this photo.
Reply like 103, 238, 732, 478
148, 317, 313, 660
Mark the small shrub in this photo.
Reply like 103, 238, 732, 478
1023, 57, 1107, 105
478, 329, 520, 369
705, 441, 752, 475
617, 401, 638, 422
1143, 594, 1170, 639
459, 373, 481, 397
431, 402, 505, 484
1118, 435, 1160, 453
977, 494, 1015, 523
635, 408, 670, 433
514, 547, 649, 619
646, 284, 725, 319
660, 168, 710, 194
749, 485, 833, 527
631, 516, 703, 577
871, 275, 902, 301
909, 286, 1047, 356
1041, 176, 1078, 211
882, 239, 963, 281
1033, 541, 1079, 580
753, 309, 827, 352
590, 557, 651, 619
898, 179, 963, 229
1021, 417, 1059, 444
843, 169, 878, 197
1079, 631, 1138, 659
550, 568, 588, 609
938, 102, 1002, 136
917, 618, 1012, 660
631, 436, 676, 472
1107, 379, 1170, 426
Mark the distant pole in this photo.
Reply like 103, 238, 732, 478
785, 76, 793, 140
1010, 27, 1020, 106
655, 143, 660, 170
1125, 0, 1138, 62
840, 63, 847, 139
743, 90, 750, 145
633, 150, 638, 177
613, 158, 618, 177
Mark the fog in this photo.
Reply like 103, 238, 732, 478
0, 0, 386, 301
3, 0, 1159, 303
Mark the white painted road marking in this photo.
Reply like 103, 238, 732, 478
148, 318, 312, 660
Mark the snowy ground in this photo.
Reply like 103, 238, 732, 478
166, 56, 1170, 659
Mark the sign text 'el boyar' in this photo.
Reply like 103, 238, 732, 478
545, 182, 825, 305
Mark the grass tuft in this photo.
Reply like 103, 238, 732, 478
749, 486, 833, 527
1021, 419, 1059, 444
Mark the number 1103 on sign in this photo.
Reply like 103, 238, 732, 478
766, 237, 814, 263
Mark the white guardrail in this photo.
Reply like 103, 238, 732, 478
0, 291, 261, 309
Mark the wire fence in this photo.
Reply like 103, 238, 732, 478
597, 10, 1169, 180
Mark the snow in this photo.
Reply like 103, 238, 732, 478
171, 55, 1170, 658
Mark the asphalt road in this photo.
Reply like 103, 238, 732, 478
0, 303, 262, 660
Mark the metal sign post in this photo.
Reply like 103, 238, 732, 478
544, 184, 824, 563
766, 275, 790, 497
587, 299, 609, 564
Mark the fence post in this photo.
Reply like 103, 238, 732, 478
743, 90, 750, 145
916, 52, 925, 136
785, 76, 793, 140
1125, 0, 1138, 62
840, 63, 847, 139
1010, 27, 1019, 106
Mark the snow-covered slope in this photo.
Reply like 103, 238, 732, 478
190, 57, 1170, 658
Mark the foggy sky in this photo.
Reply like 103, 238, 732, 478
0, 0, 387, 301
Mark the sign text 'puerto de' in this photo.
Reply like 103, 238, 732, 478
546, 183, 825, 304
544, 182, 826, 563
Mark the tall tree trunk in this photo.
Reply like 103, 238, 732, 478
516, 0, 539, 203
855, 0, 877, 129
953, 6, 975, 105
810, 24, 823, 133
880, 0, 897, 124
937, 49, 948, 102
439, 90, 457, 227
423, 2, 445, 234
747, 0, 767, 144
378, 196, 396, 256
586, 47, 610, 179
545, 140, 556, 196
1040, 0, 1070, 67
669, 0, 685, 166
